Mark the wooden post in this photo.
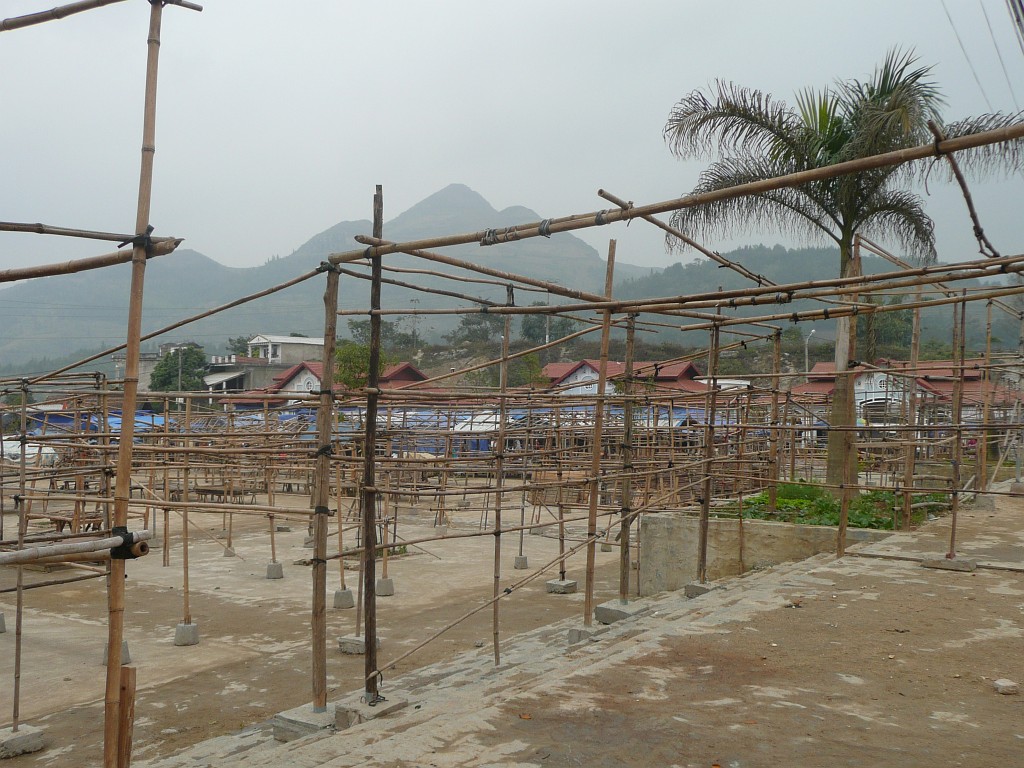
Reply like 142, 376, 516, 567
697, 319, 720, 583
491, 287, 512, 665
768, 330, 782, 513
948, 294, 967, 559
583, 240, 616, 626
11, 381, 29, 731
104, 5, 164, 763
619, 314, 636, 603
902, 285, 923, 528
268, 514, 277, 563
116, 666, 136, 768
310, 259, 340, 712
361, 186, 384, 701
979, 300, 993, 492
182, 399, 192, 626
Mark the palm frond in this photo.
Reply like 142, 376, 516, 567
664, 81, 803, 161
933, 112, 1024, 176
854, 188, 936, 263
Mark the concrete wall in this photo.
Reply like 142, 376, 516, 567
638, 513, 891, 596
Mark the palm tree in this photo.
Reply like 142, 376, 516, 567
664, 48, 1022, 492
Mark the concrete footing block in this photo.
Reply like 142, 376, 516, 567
684, 582, 716, 599
174, 622, 200, 647
338, 634, 381, 655
102, 640, 131, 665
214, 529, 230, 540
271, 702, 335, 743
376, 577, 395, 596
333, 588, 355, 609
266, 562, 284, 579
1010, 482, 1024, 497
0, 612, 6, 634
529, 524, 550, 536
600, 542, 613, 552
921, 556, 977, 572
513, 555, 528, 570
0, 724, 46, 759
594, 599, 648, 625
275, 524, 292, 532
567, 626, 603, 644
335, 691, 409, 730
546, 579, 577, 594
222, 547, 236, 557
972, 494, 996, 511
303, 536, 315, 548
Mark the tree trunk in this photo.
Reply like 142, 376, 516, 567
826, 237, 859, 494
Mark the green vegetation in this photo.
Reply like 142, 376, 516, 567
150, 345, 207, 391
728, 482, 947, 530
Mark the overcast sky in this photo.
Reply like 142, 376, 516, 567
1, 0, 1023, 275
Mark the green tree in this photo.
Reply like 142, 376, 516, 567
347, 319, 415, 352
520, 303, 581, 346
467, 352, 546, 389
335, 342, 392, 390
150, 346, 207, 391
664, 48, 1022, 491
226, 335, 251, 356
444, 312, 505, 345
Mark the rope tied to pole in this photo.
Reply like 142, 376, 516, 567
538, 219, 552, 238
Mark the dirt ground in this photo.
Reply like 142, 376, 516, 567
3, 489, 1024, 767
0, 492, 622, 766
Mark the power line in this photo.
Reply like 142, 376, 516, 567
942, 0, 995, 110
982, 0, 1021, 109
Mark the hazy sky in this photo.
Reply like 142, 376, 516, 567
2, 0, 1023, 274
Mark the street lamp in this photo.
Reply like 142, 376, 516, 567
804, 328, 815, 378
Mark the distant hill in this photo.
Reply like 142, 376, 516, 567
0, 184, 649, 369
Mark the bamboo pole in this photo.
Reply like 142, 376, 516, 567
103, 6, 164, 763
902, 284, 924, 528
768, 331, 782, 513
328, 124, 1024, 268
697, 317, 720, 583
309, 260, 340, 712
0, 239, 181, 284
181, 399, 192, 626
619, 314, 636, 603
584, 240, 616, 626
979, 301, 993, 491
10, 382, 29, 731
948, 295, 967, 559
361, 186, 384, 702
0, 530, 152, 565
491, 289, 512, 665
0, 0, 129, 31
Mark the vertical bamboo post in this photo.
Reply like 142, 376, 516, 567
555, 404, 566, 582
583, 240, 616, 626
309, 261, 340, 712
979, 300, 993, 492
268, 514, 277, 563
361, 186, 384, 701
767, 331, 782, 512
182, 398, 192, 626
491, 287, 512, 665
948, 294, 967, 559
697, 319, 720, 583
10, 380, 29, 731
902, 286, 923, 528
836, 242, 862, 556
116, 666, 136, 768
335, 463, 346, 590
619, 314, 636, 603
104, 5, 164, 763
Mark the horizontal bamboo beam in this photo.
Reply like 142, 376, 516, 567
0, 0, 127, 31
0, 529, 152, 566
329, 123, 1024, 265
0, 239, 181, 284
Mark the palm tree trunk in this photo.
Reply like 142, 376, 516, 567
826, 237, 859, 494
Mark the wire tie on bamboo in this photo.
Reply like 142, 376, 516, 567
316, 261, 341, 274
117, 224, 154, 254
538, 219, 552, 238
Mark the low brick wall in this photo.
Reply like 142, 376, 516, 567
638, 513, 891, 596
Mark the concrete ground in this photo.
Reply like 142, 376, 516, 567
3, 487, 1024, 767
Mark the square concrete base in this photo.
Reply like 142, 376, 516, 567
222, 547, 236, 557
567, 626, 604, 644
1010, 482, 1024, 497
684, 582, 716, 598
102, 640, 131, 665
333, 588, 355, 609
513, 555, 528, 570
529, 524, 550, 536
174, 622, 200, 647
266, 562, 284, 579
334, 690, 409, 730
546, 579, 577, 594
594, 599, 648, 625
376, 577, 395, 596
0, 724, 46, 759
922, 556, 977, 572
271, 702, 335, 742
338, 634, 381, 655
600, 542, 613, 552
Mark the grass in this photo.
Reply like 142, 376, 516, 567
728, 482, 948, 530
